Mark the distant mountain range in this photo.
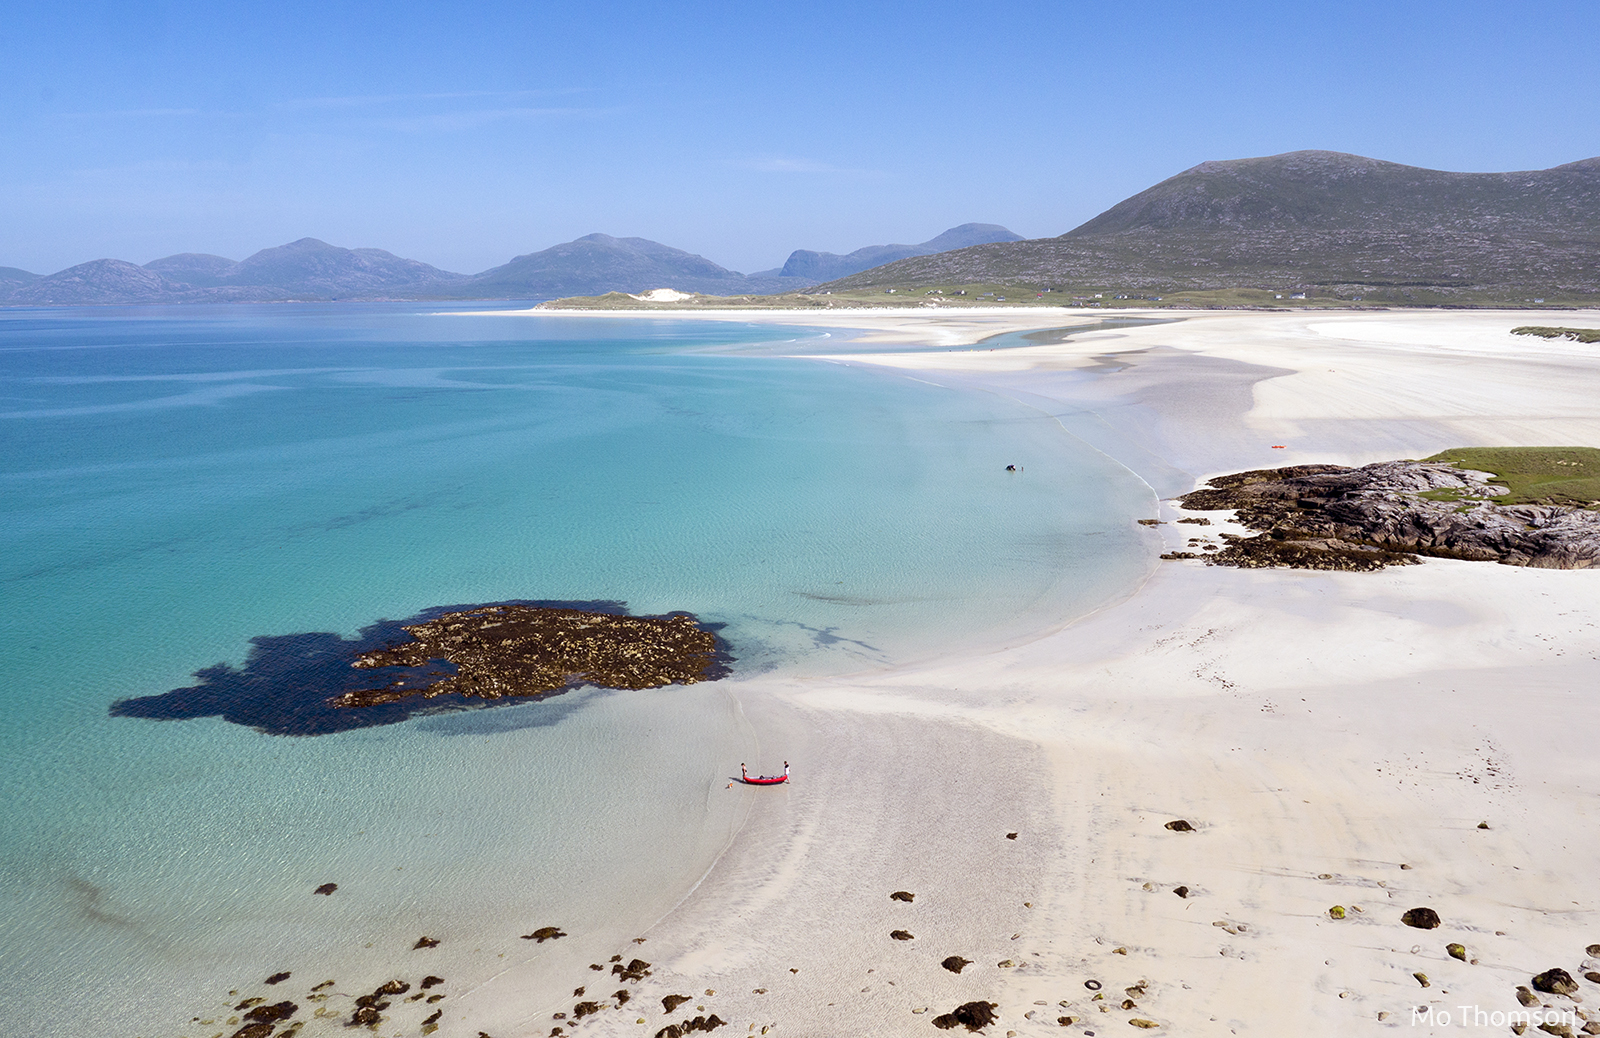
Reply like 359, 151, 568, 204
0, 224, 1021, 306
816, 151, 1600, 302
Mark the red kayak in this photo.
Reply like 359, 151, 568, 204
741, 761, 789, 785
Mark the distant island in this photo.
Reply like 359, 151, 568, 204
6, 151, 1598, 309
0, 224, 1020, 307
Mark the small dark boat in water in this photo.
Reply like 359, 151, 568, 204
741, 761, 789, 785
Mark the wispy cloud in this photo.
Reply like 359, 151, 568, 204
366, 106, 618, 133
274, 88, 589, 111
741, 156, 882, 175
58, 107, 209, 120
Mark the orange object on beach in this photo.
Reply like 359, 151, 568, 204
1270, 445, 1287, 449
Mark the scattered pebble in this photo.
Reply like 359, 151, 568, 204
264, 972, 290, 985
1173, 886, 1189, 899
890, 930, 914, 941
1447, 943, 1467, 961
891, 891, 915, 903
313, 883, 337, 896
522, 927, 567, 943
1163, 820, 1194, 832
414, 936, 440, 949
942, 957, 972, 974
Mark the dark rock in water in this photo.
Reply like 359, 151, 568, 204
613, 958, 652, 982
229, 1024, 274, 1038
942, 956, 972, 974
1402, 907, 1441, 929
1164, 820, 1194, 832
314, 883, 337, 895
573, 1002, 602, 1018
1173, 886, 1190, 898
523, 927, 567, 943
663, 995, 692, 1013
932, 1001, 998, 1032
244, 1001, 296, 1023
1533, 968, 1580, 995
110, 600, 731, 736
264, 972, 290, 985
891, 891, 916, 902
420, 976, 444, 990
415, 936, 440, 949
891, 930, 915, 940
1173, 460, 1600, 571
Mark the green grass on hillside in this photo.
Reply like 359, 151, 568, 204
1511, 325, 1600, 344
1424, 446, 1600, 506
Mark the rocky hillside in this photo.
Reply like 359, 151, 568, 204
816, 152, 1600, 302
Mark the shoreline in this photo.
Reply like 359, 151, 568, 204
451, 307, 1600, 1036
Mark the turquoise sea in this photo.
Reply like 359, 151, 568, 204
0, 304, 1153, 1036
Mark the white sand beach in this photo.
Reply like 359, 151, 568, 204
467, 308, 1600, 1038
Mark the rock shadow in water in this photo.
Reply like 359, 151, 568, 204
110, 600, 730, 737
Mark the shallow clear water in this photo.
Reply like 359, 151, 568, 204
0, 303, 1153, 1035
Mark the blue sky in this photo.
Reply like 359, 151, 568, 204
3, 0, 1596, 275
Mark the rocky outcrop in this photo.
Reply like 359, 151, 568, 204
1171, 461, 1600, 570
340, 605, 724, 707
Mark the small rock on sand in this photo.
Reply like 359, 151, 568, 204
941, 956, 972, 974
313, 883, 337, 895
522, 927, 567, 943
414, 936, 440, 949
1163, 820, 1193, 832
1533, 968, 1579, 995
1173, 886, 1189, 899
892, 891, 916, 902
931, 1001, 997, 1032
1447, 943, 1467, 961
663, 996, 691, 1013
1401, 908, 1441, 929
892, 930, 915, 940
